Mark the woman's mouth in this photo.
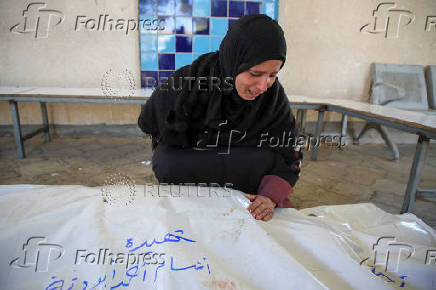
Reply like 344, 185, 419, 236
248, 90, 260, 98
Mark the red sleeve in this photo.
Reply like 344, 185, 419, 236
257, 175, 294, 208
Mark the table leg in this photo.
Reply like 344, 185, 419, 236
9, 101, 25, 158
354, 122, 373, 145
378, 125, 400, 161
401, 135, 430, 213
311, 110, 324, 161
340, 114, 347, 149
296, 109, 302, 130
295, 109, 307, 133
301, 109, 307, 133
40, 102, 51, 142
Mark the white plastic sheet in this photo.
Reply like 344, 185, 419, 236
0, 185, 435, 289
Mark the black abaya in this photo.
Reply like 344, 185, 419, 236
138, 14, 302, 207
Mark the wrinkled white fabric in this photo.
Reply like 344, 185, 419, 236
0, 185, 435, 290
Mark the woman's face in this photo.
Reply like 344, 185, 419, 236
235, 59, 283, 101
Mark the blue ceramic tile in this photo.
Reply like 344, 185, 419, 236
176, 0, 192, 16
228, 18, 238, 29
176, 53, 193, 69
193, 35, 210, 53
193, 53, 203, 61
263, 2, 276, 19
229, 1, 244, 17
159, 53, 175, 70
211, 0, 227, 17
211, 36, 223, 51
175, 17, 192, 34
193, 17, 209, 34
159, 70, 175, 84
141, 53, 158, 70
140, 0, 157, 15
176, 36, 192, 52
246, 2, 261, 15
141, 71, 158, 88
193, 0, 210, 17
210, 17, 227, 35
158, 16, 175, 34
158, 0, 175, 15
158, 35, 175, 52
140, 0, 282, 88
140, 34, 158, 52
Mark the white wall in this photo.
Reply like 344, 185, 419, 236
279, 0, 436, 121
0, 0, 141, 124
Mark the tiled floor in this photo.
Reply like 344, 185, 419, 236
1, 135, 435, 228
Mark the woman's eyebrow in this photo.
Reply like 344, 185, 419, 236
249, 69, 279, 74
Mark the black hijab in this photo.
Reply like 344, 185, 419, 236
138, 14, 298, 164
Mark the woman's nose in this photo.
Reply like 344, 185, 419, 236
256, 77, 269, 91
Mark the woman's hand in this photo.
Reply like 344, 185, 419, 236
245, 194, 276, 221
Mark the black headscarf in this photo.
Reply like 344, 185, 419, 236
138, 14, 298, 165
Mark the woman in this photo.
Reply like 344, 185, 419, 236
138, 14, 302, 221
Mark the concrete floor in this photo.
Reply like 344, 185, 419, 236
0, 135, 435, 229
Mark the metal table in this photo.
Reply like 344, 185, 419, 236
0, 87, 151, 158
289, 95, 436, 214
